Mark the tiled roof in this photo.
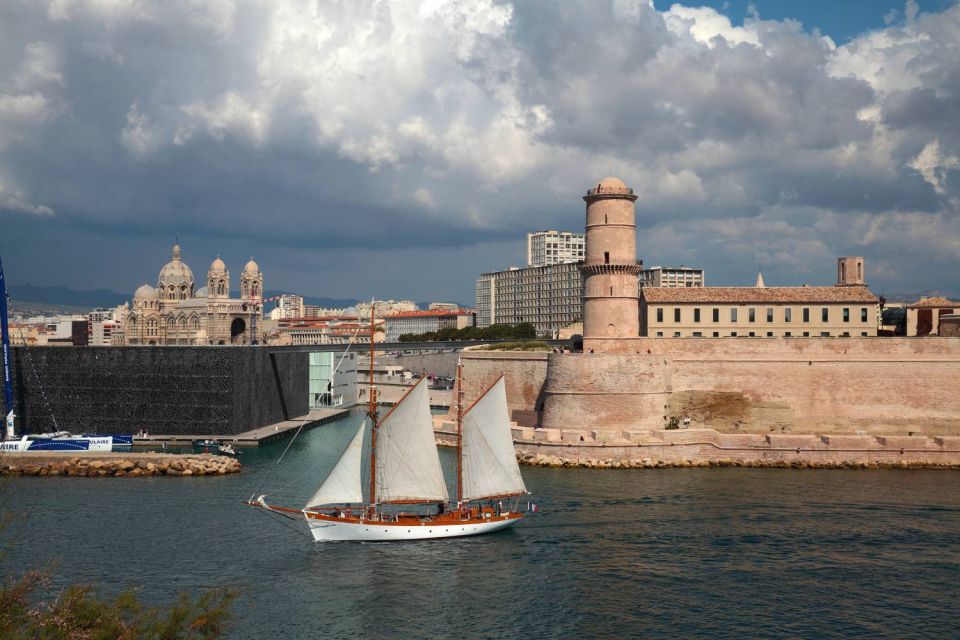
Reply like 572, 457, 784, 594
906, 296, 959, 308
641, 286, 879, 304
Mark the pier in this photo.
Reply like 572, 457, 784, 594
131, 405, 353, 448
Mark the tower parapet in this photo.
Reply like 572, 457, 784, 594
580, 177, 640, 339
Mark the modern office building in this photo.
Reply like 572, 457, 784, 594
308, 351, 358, 407
527, 230, 585, 267
475, 262, 583, 336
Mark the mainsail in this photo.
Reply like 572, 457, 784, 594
375, 379, 448, 503
305, 420, 367, 508
460, 377, 527, 501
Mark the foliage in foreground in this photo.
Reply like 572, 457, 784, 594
0, 566, 237, 639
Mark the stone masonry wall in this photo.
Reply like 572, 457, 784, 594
461, 338, 960, 435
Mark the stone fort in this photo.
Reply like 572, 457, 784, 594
460, 177, 960, 437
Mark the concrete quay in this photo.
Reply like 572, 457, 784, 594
0, 451, 240, 477
509, 427, 960, 469
132, 406, 353, 448
433, 419, 960, 469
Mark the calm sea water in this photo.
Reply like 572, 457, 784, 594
5, 409, 960, 639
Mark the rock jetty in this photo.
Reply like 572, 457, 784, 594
1, 453, 240, 477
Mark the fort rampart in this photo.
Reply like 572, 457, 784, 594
460, 337, 960, 436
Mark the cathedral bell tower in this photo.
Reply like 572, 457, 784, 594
580, 177, 641, 339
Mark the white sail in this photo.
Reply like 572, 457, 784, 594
461, 377, 527, 501
305, 420, 366, 508
375, 380, 448, 503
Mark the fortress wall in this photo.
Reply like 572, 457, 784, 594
539, 354, 671, 431
464, 338, 960, 436
459, 352, 548, 427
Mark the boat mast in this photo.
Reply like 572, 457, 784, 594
456, 359, 464, 506
0, 253, 14, 439
367, 302, 378, 514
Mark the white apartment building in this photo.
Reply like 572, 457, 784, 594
639, 266, 704, 289
269, 294, 305, 320
527, 230, 585, 267
384, 310, 475, 341
475, 262, 583, 336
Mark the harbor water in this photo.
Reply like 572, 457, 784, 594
5, 409, 960, 638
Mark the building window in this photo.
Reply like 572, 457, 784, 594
712, 308, 719, 322
712, 331, 719, 337
604, 251, 610, 264
693, 331, 702, 337
785, 331, 792, 337
785, 308, 792, 323
730, 308, 738, 322
860, 308, 868, 322
731, 331, 738, 337
656, 331, 663, 337
843, 308, 850, 323
767, 331, 773, 337
748, 331, 755, 337
803, 331, 810, 337
822, 308, 829, 322
766, 308, 773, 322
673, 332, 681, 338
656, 308, 663, 323
842, 332, 850, 337
861, 331, 868, 337
803, 308, 810, 323
748, 308, 756, 323
694, 308, 701, 323
674, 308, 680, 322
821, 331, 830, 337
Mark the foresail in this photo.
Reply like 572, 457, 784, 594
461, 377, 527, 501
375, 380, 448, 503
305, 420, 366, 508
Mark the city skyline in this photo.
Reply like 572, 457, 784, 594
2, 0, 959, 302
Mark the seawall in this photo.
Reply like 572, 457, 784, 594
460, 337, 960, 435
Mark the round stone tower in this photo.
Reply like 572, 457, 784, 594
580, 177, 641, 339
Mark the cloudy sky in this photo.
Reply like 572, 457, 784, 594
1, 0, 958, 303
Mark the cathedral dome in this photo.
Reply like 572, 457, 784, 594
210, 256, 226, 272
134, 284, 157, 299
243, 258, 260, 274
158, 243, 194, 287
195, 286, 209, 298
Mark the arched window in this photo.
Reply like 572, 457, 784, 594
179, 316, 187, 329
218, 280, 226, 296
180, 285, 188, 299
168, 285, 175, 299
167, 316, 176, 329
191, 316, 200, 330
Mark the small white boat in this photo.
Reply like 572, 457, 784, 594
218, 443, 237, 456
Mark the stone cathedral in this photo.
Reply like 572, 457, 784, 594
126, 243, 264, 345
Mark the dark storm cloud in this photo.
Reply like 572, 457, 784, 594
0, 0, 958, 300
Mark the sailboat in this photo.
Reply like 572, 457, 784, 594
248, 307, 529, 542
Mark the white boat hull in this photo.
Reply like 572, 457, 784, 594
305, 512, 523, 542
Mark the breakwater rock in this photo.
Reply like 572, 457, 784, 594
1, 453, 240, 477
516, 452, 960, 470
